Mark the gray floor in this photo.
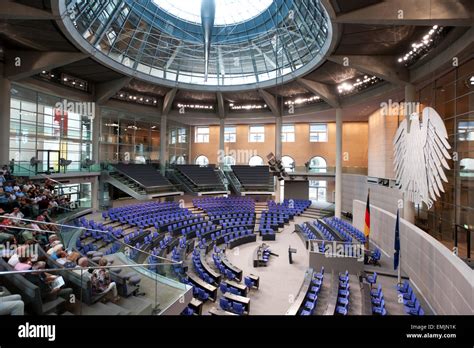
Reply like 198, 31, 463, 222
201, 216, 310, 315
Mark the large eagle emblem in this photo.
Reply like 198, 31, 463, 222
393, 107, 451, 209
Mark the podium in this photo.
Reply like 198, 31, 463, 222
288, 246, 297, 264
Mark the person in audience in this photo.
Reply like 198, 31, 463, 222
13, 256, 32, 271
73, 257, 92, 280
91, 257, 120, 303
8, 207, 25, 226
0, 294, 24, 315
25, 261, 73, 302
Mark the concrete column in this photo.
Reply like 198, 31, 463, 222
219, 118, 225, 168
160, 114, 167, 174
92, 104, 101, 164
403, 84, 416, 223
0, 64, 11, 167
275, 115, 282, 203
275, 115, 282, 159
91, 176, 99, 212
335, 108, 342, 218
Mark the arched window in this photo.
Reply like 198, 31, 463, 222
195, 155, 209, 166
176, 155, 186, 165
308, 156, 327, 173
281, 155, 295, 172
223, 155, 235, 169
249, 155, 264, 166
169, 155, 176, 164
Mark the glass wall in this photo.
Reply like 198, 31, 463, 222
414, 58, 474, 259
100, 108, 161, 163
10, 85, 93, 174
168, 121, 190, 165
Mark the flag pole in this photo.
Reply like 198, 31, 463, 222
397, 249, 402, 285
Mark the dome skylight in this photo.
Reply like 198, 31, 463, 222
152, 0, 273, 25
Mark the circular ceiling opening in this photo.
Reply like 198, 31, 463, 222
61, 0, 333, 91
152, 0, 273, 26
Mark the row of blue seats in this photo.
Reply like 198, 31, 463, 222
212, 252, 238, 281
370, 284, 387, 315
300, 267, 325, 315
312, 221, 336, 241
220, 298, 245, 315
329, 217, 366, 243
397, 280, 424, 315
335, 270, 350, 315
323, 218, 354, 243
192, 250, 216, 285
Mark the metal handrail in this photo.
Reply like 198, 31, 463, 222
0, 261, 183, 276
0, 216, 181, 264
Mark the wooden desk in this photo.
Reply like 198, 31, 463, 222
221, 255, 243, 281
187, 273, 218, 301
200, 253, 221, 283
189, 298, 203, 315
209, 307, 238, 316
224, 292, 251, 313
224, 279, 248, 296
285, 268, 313, 315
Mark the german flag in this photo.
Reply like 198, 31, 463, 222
364, 191, 370, 238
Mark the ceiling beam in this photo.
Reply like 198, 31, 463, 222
95, 77, 132, 105
0, 0, 54, 20
328, 55, 409, 86
253, 44, 277, 69
216, 92, 226, 119
334, 0, 474, 26
162, 88, 178, 116
258, 89, 281, 117
165, 44, 181, 70
4, 50, 88, 81
297, 78, 340, 108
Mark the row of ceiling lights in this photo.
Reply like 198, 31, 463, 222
284, 95, 320, 106
40, 71, 88, 92
115, 91, 158, 105
337, 76, 380, 95
177, 103, 214, 110
398, 25, 444, 66
229, 103, 268, 110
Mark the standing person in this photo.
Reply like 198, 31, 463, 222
9, 159, 14, 174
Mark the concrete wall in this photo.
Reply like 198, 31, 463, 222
342, 174, 402, 215
353, 200, 474, 315
285, 181, 309, 200
368, 110, 399, 179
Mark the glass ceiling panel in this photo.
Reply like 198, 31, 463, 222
152, 0, 273, 26
64, 0, 332, 90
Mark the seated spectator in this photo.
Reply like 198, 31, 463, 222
8, 207, 25, 226
91, 257, 120, 303
73, 257, 92, 280
0, 293, 24, 315
13, 256, 32, 271
25, 261, 73, 303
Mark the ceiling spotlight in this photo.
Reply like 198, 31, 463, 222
42, 71, 46, 74
433, 25, 439, 29
469, 76, 474, 86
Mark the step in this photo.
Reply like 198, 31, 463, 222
102, 301, 132, 315
80, 301, 124, 315
117, 296, 154, 315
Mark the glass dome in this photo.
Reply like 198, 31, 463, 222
152, 0, 273, 26
63, 0, 332, 91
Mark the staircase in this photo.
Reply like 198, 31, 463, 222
102, 171, 149, 200
301, 207, 333, 220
